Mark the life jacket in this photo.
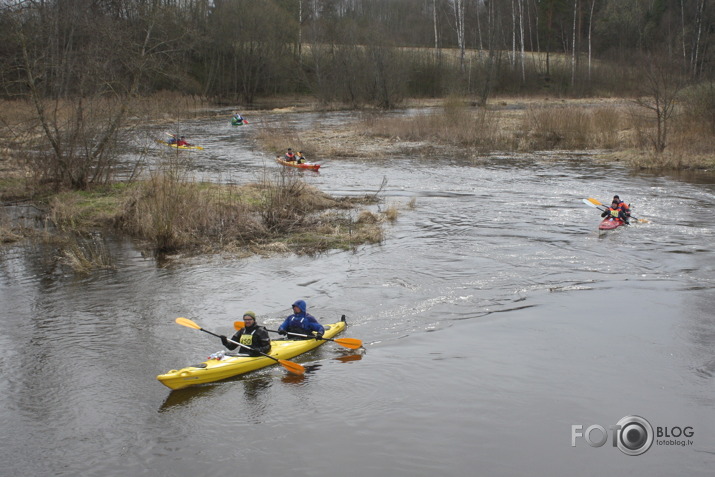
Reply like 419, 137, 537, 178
285, 152, 295, 161
608, 207, 621, 218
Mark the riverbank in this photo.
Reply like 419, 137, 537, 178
254, 96, 715, 171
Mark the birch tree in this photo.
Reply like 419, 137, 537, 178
451, 0, 466, 71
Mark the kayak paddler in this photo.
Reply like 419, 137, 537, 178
220, 311, 271, 356
601, 199, 629, 224
277, 300, 324, 340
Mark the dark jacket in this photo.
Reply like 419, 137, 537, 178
277, 300, 325, 338
223, 324, 271, 356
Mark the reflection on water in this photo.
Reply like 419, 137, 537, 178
2, 110, 715, 476
159, 383, 224, 412
333, 353, 364, 363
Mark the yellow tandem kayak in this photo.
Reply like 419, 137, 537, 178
157, 318, 346, 390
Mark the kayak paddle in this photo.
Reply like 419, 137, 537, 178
582, 198, 606, 212
175, 317, 305, 375
233, 321, 363, 350
586, 198, 649, 223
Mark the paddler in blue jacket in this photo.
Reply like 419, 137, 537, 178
277, 300, 324, 340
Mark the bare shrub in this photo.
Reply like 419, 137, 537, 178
257, 170, 309, 232
124, 172, 264, 253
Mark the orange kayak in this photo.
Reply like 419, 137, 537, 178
276, 158, 321, 171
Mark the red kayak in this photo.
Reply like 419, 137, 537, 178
276, 158, 321, 171
599, 217, 625, 230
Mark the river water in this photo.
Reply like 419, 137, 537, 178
1, 110, 714, 476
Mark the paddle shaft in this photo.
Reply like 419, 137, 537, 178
268, 328, 355, 346
203, 327, 282, 361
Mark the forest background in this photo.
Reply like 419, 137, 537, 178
1, 0, 715, 260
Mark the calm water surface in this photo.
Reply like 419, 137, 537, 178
1, 110, 714, 476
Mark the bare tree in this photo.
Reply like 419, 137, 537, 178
5, 1, 174, 189
571, 0, 577, 86
587, 0, 595, 81
518, 0, 526, 83
634, 56, 689, 153
451, 0, 466, 72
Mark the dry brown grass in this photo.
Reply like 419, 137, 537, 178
521, 105, 626, 150
39, 164, 385, 258
382, 203, 400, 222
58, 234, 116, 274
123, 174, 265, 253
260, 95, 714, 170
0, 223, 23, 243
254, 123, 310, 158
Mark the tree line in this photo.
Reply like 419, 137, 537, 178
2, 0, 713, 105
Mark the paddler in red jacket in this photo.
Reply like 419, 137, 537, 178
284, 148, 296, 162
612, 195, 631, 219
601, 199, 629, 224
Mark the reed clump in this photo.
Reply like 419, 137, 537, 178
522, 105, 625, 150
57, 233, 116, 274
362, 100, 509, 153
254, 123, 310, 158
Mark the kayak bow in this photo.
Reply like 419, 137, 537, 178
598, 217, 625, 230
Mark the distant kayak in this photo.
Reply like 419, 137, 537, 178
157, 140, 203, 150
231, 118, 246, 126
599, 217, 626, 230
276, 158, 321, 171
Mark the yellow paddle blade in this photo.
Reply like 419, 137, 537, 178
175, 317, 201, 330
333, 337, 363, 350
279, 359, 306, 375
233, 321, 245, 330
588, 197, 605, 206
